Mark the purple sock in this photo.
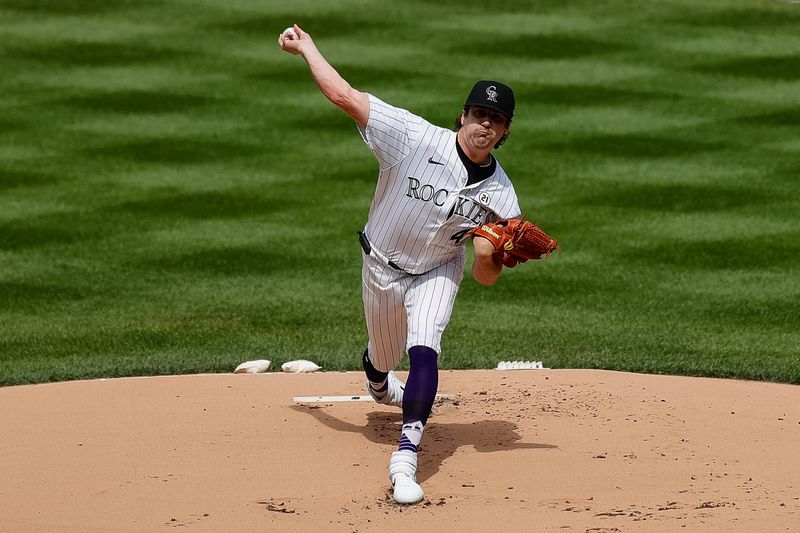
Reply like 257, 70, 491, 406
398, 345, 438, 453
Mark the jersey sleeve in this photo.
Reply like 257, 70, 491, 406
357, 94, 424, 170
497, 193, 521, 220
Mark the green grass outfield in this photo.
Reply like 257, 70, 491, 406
1, 0, 799, 386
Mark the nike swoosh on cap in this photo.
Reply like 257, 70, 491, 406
427, 157, 445, 166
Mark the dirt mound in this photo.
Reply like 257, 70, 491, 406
1, 370, 797, 532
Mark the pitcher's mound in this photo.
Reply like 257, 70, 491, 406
1, 370, 798, 532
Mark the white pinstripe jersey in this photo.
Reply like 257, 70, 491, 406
358, 94, 521, 274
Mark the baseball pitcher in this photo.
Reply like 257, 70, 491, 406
278, 24, 557, 505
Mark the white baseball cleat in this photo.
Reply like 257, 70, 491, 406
366, 370, 405, 407
389, 450, 424, 504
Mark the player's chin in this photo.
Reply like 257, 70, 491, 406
472, 135, 493, 149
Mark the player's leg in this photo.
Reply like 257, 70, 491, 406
390, 251, 465, 503
361, 252, 409, 405
397, 345, 437, 451
362, 348, 406, 406
387, 344, 436, 503
405, 249, 465, 357
403, 252, 464, 445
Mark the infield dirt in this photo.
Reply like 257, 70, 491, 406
1, 370, 798, 532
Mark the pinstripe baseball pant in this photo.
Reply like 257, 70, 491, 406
361, 248, 465, 372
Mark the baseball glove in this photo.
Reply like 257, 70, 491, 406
472, 217, 559, 268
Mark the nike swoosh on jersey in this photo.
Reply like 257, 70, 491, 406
427, 156, 445, 166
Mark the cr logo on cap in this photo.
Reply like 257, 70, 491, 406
485, 85, 498, 102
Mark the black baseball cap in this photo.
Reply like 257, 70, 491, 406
464, 80, 515, 119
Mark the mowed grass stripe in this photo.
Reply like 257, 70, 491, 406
0, 0, 155, 15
